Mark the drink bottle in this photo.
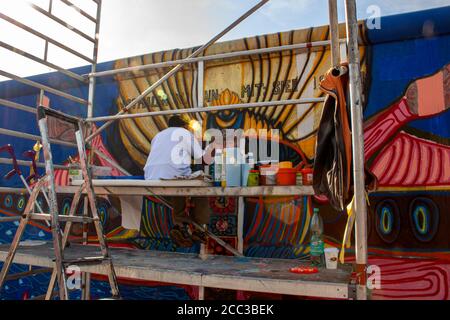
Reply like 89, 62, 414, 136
310, 208, 324, 266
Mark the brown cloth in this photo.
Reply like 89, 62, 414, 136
313, 64, 377, 212
313, 64, 353, 212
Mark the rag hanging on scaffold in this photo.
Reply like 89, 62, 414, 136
313, 63, 377, 212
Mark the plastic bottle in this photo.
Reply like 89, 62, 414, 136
247, 152, 255, 170
310, 208, 324, 266
221, 149, 227, 188
214, 150, 223, 187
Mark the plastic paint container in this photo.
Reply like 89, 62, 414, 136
302, 168, 314, 185
247, 170, 260, 187
277, 168, 297, 186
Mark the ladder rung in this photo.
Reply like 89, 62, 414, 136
29, 214, 97, 223
62, 256, 109, 266
0, 216, 22, 223
5, 268, 53, 281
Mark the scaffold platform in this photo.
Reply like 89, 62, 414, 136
0, 242, 354, 299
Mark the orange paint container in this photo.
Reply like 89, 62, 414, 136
277, 168, 298, 186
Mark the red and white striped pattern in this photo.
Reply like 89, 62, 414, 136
371, 131, 450, 187
55, 125, 124, 186
367, 257, 450, 300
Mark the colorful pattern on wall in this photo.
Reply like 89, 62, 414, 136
0, 6, 450, 300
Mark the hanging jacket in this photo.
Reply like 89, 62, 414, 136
313, 64, 353, 212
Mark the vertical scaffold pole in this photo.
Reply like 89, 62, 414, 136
344, 0, 368, 300
87, 0, 102, 119
328, 0, 341, 67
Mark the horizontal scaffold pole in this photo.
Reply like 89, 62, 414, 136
85, 98, 325, 122
60, 0, 97, 23
29, 3, 96, 43
0, 41, 86, 83
0, 157, 76, 171
0, 98, 36, 114
86, 0, 271, 142
88, 39, 346, 78
0, 127, 76, 148
0, 70, 88, 106
0, 12, 94, 64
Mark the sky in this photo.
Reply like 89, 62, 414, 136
0, 0, 450, 80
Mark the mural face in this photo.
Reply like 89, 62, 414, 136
0, 7, 449, 300
112, 25, 367, 168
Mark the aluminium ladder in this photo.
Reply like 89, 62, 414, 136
0, 106, 120, 300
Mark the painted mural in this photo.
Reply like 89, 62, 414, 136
0, 6, 449, 300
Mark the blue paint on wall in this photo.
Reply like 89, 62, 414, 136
365, 6, 450, 138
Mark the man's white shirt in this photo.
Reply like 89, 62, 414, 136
144, 127, 203, 180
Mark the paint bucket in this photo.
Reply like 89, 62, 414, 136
277, 168, 297, 186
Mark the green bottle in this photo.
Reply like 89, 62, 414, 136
310, 208, 324, 266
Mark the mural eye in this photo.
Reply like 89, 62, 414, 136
97, 205, 109, 227
374, 199, 400, 244
409, 198, 439, 243
16, 196, 25, 212
61, 199, 71, 215
3, 195, 13, 209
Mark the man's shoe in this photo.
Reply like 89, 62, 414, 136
170, 225, 194, 248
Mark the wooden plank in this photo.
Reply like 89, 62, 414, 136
71, 179, 213, 187
0, 243, 352, 299
57, 185, 315, 197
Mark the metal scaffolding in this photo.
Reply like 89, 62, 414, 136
0, 0, 368, 300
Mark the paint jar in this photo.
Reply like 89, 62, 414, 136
302, 168, 314, 186
296, 172, 303, 186
247, 170, 260, 187
69, 169, 82, 185
265, 173, 277, 186
259, 167, 277, 186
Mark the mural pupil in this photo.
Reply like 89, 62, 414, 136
17, 197, 25, 211
4, 195, 13, 208
381, 207, 393, 234
62, 202, 71, 215
413, 206, 429, 235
